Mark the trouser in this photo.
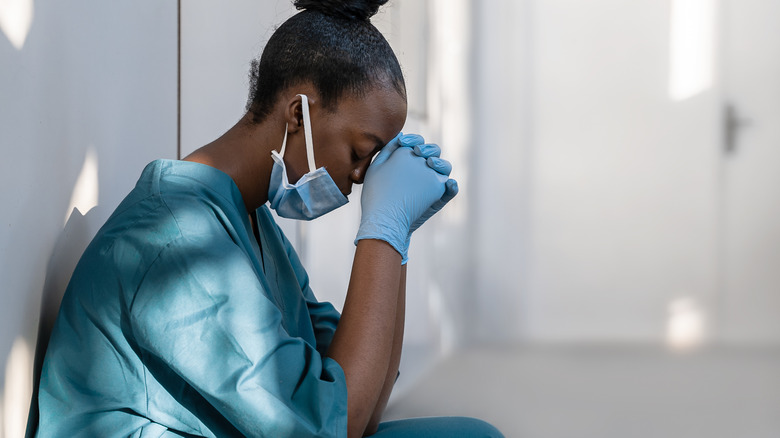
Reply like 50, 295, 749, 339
373, 417, 504, 437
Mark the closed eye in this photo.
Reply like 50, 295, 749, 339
361, 132, 390, 161
353, 142, 382, 163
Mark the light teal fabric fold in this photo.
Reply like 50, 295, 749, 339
36, 159, 347, 437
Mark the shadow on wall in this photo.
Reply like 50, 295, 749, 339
24, 207, 102, 437
0, 2, 96, 434
1, 0, 177, 435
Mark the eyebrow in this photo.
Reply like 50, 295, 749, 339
362, 132, 387, 154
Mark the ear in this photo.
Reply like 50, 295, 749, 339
283, 94, 304, 134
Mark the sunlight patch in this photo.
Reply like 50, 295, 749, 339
0, 0, 34, 50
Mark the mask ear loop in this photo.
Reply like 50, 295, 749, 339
279, 124, 288, 157
298, 94, 318, 173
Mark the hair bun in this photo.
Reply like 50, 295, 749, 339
293, 0, 388, 21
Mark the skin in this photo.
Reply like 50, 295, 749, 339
184, 82, 409, 437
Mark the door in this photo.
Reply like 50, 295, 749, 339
719, 0, 780, 343
525, 0, 721, 343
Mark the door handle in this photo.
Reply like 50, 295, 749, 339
724, 103, 752, 155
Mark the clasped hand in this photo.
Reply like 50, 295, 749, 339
355, 133, 459, 263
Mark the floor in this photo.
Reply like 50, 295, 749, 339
384, 344, 780, 438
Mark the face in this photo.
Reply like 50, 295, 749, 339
283, 85, 408, 197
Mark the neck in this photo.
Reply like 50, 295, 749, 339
183, 112, 282, 213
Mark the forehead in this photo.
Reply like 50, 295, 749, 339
325, 86, 408, 142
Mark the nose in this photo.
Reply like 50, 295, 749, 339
351, 162, 371, 185
351, 169, 364, 185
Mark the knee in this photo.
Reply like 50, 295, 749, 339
446, 417, 504, 437
375, 416, 504, 437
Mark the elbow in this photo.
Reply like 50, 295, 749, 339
365, 400, 391, 435
363, 419, 380, 437
360, 404, 385, 437
346, 406, 381, 438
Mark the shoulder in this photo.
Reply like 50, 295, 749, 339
79, 160, 251, 296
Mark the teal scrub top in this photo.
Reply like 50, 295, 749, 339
36, 160, 348, 437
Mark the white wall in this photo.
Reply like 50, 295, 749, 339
469, 0, 535, 343
719, 0, 780, 344
466, 0, 778, 347
524, 0, 721, 344
0, 1, 177, 435
180, 0, 296, 156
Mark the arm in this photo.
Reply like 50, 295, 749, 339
340, 134, 456, 437
366, 264, 406, 434
326, 239, 402, 438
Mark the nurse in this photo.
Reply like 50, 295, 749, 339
33, 0, 503, 437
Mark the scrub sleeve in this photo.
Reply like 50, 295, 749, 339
131, 235, 347, 437
35, 160, 348, 437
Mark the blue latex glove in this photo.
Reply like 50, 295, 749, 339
403, 143, 459, 254
356, 133, 449, 262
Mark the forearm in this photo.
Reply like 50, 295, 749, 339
343, 133, 456, 436
365, 264, 406, 434
327, 239, 402, 438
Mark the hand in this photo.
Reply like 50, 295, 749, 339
409, 142, 458, 234
355, 133, 449, 262
402, 143, 459, 258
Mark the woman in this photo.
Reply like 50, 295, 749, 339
34, 0, 502, 436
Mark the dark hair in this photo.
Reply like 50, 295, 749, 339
246, 0, 406, 122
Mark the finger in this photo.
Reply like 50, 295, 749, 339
371, 132, 403, 167
427, 179, 459, 216
434, 179, 459, 209
413, 143, 442, 158
399, 133, 425, 148
442, 178, 459, 201
426, 157, 452, 176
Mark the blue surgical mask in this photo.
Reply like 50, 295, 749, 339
267, 94, 348, 220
